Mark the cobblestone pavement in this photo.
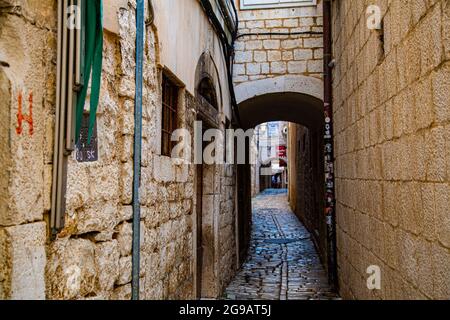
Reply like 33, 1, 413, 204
224, 189, 339, 300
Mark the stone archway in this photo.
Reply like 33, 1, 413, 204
235, 75, 323, 103
234, 75, 333, 280
235, 75, 324, 130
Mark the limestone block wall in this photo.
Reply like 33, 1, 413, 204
45, 3, 152, 300
0, 0, 56, 299
218, 163, 238, 292
234, 0, 324, 85
249, 136, 260, 197
332, 0, 450, 300
288, 124, 311, 223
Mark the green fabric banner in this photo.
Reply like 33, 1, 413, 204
76, 0, 103, 144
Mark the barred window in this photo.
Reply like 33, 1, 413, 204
161, 74, 179, 157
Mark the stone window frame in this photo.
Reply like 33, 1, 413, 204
239, 0, 317, 10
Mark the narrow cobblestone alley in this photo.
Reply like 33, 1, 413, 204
1, 0, 449, 302
225, 190, 338, 300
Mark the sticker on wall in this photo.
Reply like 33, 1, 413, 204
76, 113, 98, 163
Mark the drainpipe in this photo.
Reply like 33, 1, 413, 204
323, 0, 338, 292
132, 0, 145, 301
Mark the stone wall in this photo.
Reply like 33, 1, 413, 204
249, 135, 260, 197
287, 122, 326, 267
0, 0, 56, 299
234, 0, 324, 85
288, 124, 311, 222
332, 0, 450, 300
0, 0, 238, 300
218, 163, 238, 292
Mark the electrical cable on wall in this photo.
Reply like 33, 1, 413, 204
75, 0, 103, 144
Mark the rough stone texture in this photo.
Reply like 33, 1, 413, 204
0, 12, 51, 227
0, 67, 11, 299
234, 0, 324, 85
332, 0, 450, 300
218, 164, 238, 292
0, 0, 55, 300
5, 0, 448, 302
47, 238, 98, 299
1, 0, 238, 300
1, 222, 46, 300
0, 68, 11, 228
286, 122, 329, 284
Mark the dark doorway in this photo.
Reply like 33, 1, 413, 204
195, 119, 220, 299
236, 162, 251, 265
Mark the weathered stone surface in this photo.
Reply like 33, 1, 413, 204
95, 241, 120, 293
74, 202, 119, 235
0, 68, 11, 228
153, 156, 175, 182
0, 0, 56, 28
234, 6, 323, 85
116, 222, 133, 257
47, 238, 97, 299
0, 15, 48, 226
0, 228, 10, 299
330, 0, 450, 300
89, 165, 120, 202
1, 223, 46, 300
118, 206, 133, 223
111, 284, 131, 300
117, 256, 132, 286
103, 0, 129, 35
1, 0, 230, 302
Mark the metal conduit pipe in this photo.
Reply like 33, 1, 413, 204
131, 0, 145, 301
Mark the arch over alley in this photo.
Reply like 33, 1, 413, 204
235, 75, 324, 130
231, 73, 334, 296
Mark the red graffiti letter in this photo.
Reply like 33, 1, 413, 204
16, 91, 33, 136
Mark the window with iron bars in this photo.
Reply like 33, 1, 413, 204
161, 74, 179, 157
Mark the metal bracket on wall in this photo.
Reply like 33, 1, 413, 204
51, 0, 86, 237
